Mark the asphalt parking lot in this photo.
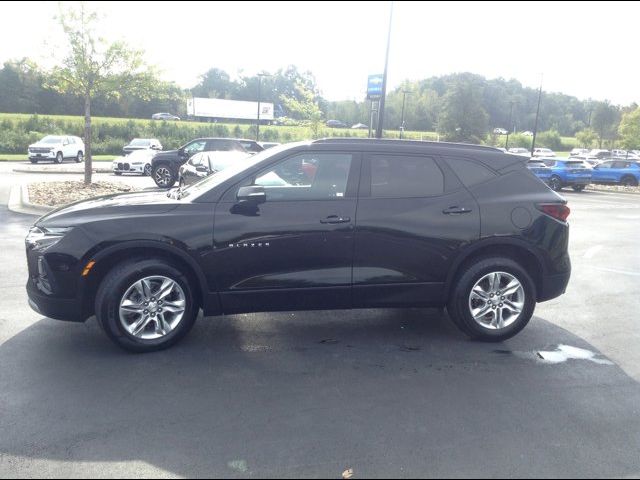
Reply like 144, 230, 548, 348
1, 163, 639, 478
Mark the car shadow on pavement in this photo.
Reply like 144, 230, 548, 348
1, 309, 640, 478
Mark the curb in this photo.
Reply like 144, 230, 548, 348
12, 165, 112, 174
7, 184, 54, 216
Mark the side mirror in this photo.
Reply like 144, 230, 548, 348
195, 165, 209, 173
237, 185, 266, 204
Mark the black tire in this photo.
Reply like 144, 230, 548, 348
549, 176, 562, 191
447, 257, 537, 342
621, 175, 638, 187
76, 151, 83, 163
95, 258, 198, 353
572, 184, 586, 192
152, 163, 176, 188
143, 164, 152, 176
114, 172, 122, 176
55, 152, 63, 164
30, 159, 38, 164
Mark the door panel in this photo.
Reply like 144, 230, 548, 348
353, 154, 479, 308
211, 152, 360, 314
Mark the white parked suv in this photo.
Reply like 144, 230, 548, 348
28, 135, 85, 164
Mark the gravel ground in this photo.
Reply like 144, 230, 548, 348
28, 181, 141, 207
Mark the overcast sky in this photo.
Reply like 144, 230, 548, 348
1, 1, 638, 104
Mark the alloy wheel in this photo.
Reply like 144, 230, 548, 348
144, 164, 152, 176
119, 275, 186, 340
468, 271, 525, 330
154, 167, 173, 187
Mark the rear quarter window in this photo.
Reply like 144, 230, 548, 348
445, 157, 497, 187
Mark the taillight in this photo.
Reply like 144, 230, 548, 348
537, 203, 570, 222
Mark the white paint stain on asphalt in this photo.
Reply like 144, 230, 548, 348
535, 345, 614, 365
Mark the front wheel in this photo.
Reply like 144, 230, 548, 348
55, 152, 63, 164
153, 164, 176, 188
549, 176, 562, 191
447, 257, 537, 342
76, 151, 84, 163
143, 163, 152, 176
95, 258, 198, 352
572, 185, 586, 192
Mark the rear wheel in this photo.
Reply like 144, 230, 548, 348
549, 176, 562, 191
55, 152, 63, 164
95, 258, 198, 352
153, 164, 176, 188
447, 257, 537, 342
572, 184, 586, 192
621, 175, 638, 187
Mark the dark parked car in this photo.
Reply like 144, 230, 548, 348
542, 158, 592, 191
178, 150, 248, 187
326, 119, 348, 128
151, 138, 249, 188
25, 139, 571, 352
236, 139, 265, 155
591, 160, 640, 186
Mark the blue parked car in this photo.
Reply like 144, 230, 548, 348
542, 158, 592, 192
527, 159, 553, 184
591, 160, 640, 187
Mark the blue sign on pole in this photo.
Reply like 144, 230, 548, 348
367, 74, 384, 99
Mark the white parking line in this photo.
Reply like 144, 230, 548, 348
588, 266, 640, 277
583, 245, 603, 259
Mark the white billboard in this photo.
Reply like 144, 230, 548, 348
187, 98, 274, 121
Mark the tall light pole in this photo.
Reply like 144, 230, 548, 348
256, 73, 271, 142
530, 75, 543, 157
399, 89, 411, 139
505, 100, 515, 150
375, 1, 394, 139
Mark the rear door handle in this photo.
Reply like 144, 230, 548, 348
320, 215, 351, 224
443, 206, 472, 215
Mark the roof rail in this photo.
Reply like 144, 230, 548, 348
312, 138, 501, 152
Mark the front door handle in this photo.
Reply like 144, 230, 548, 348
320, 215, 351, 224
443, 206, 472, 215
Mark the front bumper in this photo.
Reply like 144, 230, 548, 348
28, 151, 55, 159
113, 162, 147, 174
26, 280, 86, 322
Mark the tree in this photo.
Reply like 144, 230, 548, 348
191, 68, 235, 99
281, 81, 324, 139
591, 101, 620, 149
576, 128, 598, 149
618, 107, 640, 150
47, 2, 156, 184
437, 78, 488, 143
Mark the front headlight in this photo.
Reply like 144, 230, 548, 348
25, 226, 73, 251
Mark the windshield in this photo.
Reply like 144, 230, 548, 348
129, 139, 151, 146
41, 136, 63, 144
178, 142, 304, 200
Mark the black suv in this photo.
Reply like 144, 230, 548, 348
26, 139, 571, 352
151, 138, 248, 188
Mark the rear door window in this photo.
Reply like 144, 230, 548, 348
370, 155, 444, 198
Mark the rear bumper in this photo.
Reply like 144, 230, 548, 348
538, 270, 571, 302
26, 281, 86, 322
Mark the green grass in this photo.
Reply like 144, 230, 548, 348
0, 154, 115, 162
0, 112, 434, 142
